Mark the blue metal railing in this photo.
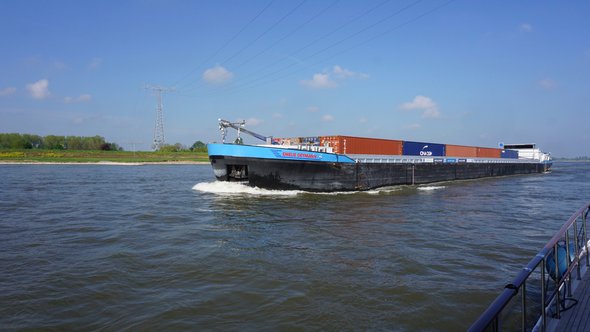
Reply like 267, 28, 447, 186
469, 201, 590, 332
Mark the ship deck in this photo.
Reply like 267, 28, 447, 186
549, 264, 590, 332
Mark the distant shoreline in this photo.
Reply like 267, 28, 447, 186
0, 161, 209, 165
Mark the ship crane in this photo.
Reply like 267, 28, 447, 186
218, 118, 272, 144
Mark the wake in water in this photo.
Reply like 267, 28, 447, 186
193, 181, 302, 196
417, 185, 446, 191
192, 181, 405, 196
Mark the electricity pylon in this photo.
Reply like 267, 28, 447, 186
145, 85, 174, 150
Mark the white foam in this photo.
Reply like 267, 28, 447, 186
417, 185, 446, 191
192, 181, 302, 196
193, 181, 406, 196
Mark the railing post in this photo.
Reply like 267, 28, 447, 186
541, 258, 547, 332
584, 208, 589, 267
565, 230, 572, 298
554, 244, 560, 319
521, 280, 527, 332
574, 219, 581, 280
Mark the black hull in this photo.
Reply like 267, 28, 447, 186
210, 156, 550, 192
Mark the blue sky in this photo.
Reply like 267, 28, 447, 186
1, 0, 589, 157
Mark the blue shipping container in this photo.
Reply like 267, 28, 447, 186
501, 149, 519, 159
403, 141, 446, 156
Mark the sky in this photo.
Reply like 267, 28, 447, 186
1, 0, 589, 157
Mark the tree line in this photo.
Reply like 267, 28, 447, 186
159, 141, 207, 152
0, 133, 122, 151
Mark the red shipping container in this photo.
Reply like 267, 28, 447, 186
321, 136, 402, 155
477, 147, 501, 158
446, 144, 477, 157
320, 136, 343, 153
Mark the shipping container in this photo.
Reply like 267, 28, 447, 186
445, 144, 477, 157
320, 136, 403, 155
477, 147, 501, 158
501, 149, 519, 159
301, 136, 320, 144
320, 136, 343, 152
402, 141, 446, 156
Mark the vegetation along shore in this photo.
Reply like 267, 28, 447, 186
0, 133, 208, 164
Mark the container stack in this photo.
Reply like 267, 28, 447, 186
273, 135, 519, 159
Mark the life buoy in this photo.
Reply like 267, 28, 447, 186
546, 241, 576, 281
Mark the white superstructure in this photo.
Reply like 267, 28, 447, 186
504, 143, 552, 162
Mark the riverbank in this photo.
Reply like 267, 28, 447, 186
0, 149, 208, 163
0, 161, 208, 165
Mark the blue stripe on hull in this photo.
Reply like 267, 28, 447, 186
207, 143, 355, 163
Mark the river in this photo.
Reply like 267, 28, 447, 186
1, 162, 589, 330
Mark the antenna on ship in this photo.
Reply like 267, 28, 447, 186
145, 84, 175, 150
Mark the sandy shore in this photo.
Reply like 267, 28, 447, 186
0, 161, 209, 165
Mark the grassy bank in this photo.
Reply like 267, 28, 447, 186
0, 149, 208, 163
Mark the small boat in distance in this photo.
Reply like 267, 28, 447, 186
207, 119, 552, 192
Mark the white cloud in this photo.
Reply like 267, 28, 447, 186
538, 78, 557, 90
301, 73, 337, 89
400, 95, 440, 118
0, 87, 16, 96
333, 65, 355, 78
422, 108, 441, 118
26, 79, 50, 99
246, 117, 262, 126
322, 114, 334, 122
202, 65, 233, 85
78, 94, 92, 101
307, 106, 320, 113
272, 112, 283, 119
301, 65, 368, 89
64, 94, 92, 104
88, 57, 102, 70
333, 65, 369, 79
359, 116, 367, 124
520, 23, 533, 32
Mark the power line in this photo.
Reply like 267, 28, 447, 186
184, 0, 391, 96
221, 0, 307, 66
170, 0, 275, 88
177, 0, 308, 93
224, 0, 339, 75
191, 0, 456, 98
194, 0, 422, 96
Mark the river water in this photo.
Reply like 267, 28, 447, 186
1, 162, 589, 331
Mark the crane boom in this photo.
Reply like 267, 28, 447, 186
218, 118, 272, 144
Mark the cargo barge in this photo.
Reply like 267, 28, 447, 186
208, 119, 552, 192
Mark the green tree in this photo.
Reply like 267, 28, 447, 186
44, 135, 65, 149
0, 133, 28, 149
159, 143, 187, 152
22, 134, 43, 149
65, 136, 84, 150
100, 142, 123, 151
190, 140, 207, 152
